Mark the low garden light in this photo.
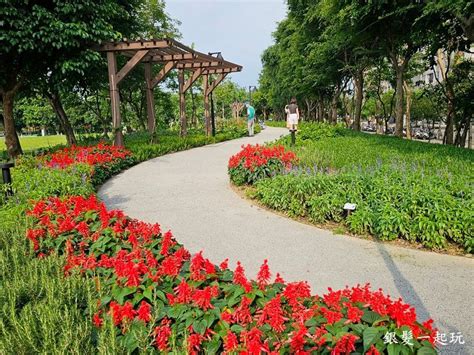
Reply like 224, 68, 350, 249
343, 202, 356, 217
1, 162, 14, 197
290, 128, 296, 146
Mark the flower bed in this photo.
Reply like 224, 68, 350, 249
41, 143, 136, 186
234, 124, 473, 253
26, 195, 436, 354
228, 144, 297, 185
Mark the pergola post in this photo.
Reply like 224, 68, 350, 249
98, 39, 242, 142
178, 69, 187, 137
144, 62, 156, 136
107, 51, 124, 146
202, 74, 211, 136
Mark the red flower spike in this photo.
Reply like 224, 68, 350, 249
257, 259, 271, 290
154, 320, 172, 351
137, 301, 152, 322
92, 312, 103, 328
224, 330, 239, 352
220, 258, 229, 270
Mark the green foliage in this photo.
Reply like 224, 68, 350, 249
0, 125, 252, 352
126, 123, 253, 163
252, 123, 474, 252
0, 156, 93, 208
297, 123, 346, 141
0, 218, 98, 354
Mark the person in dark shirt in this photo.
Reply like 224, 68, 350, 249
285, 97, 300, 131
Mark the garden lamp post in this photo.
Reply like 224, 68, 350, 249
210, 91, 216, 137
0, 162, 14, 197
208, 52, 224, 137
248, 85, 257, 104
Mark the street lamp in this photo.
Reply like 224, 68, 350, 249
248, 85, 257, 104
207, 52, 223, 137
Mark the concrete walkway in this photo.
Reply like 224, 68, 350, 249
99, 127, 473, 354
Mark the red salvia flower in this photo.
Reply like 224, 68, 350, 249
234, 261, 252, 293
224, 330, 239, 352
330, 334, 358, 355
258, 295, 286, 333
154, 319, 172, 351
233, 296, 253, 326
175, 278, 194, 303
219, 258, 229, 270
366, 345, 380, 355
92, 312, 103, 328
257, 259, 271, 290
274, 272, 285, 284
137, 301, 152, 322
187, 333, 203, 353
161, 231, 175, 256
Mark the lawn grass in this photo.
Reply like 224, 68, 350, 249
0, 135, 67, 153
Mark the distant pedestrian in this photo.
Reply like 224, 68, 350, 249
286, 97, 299, 131
246, 102, 256, 136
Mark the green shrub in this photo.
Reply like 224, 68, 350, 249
250, 124, 474, 252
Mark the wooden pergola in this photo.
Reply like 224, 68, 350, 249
98, 38, 242, 146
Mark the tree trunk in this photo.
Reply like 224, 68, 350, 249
403, 81, 412, 140
444, 84, 455, 145
2, 89, 23, 158
394, 67, 404, 137
330, 94, 338, 124
353, 70, 364, 131
435, 49, 455, 145
48, 92, 77, 146
468, 120, 472, 149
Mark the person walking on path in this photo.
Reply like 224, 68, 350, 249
246, 102, 256, 136
285, 97, 300, 131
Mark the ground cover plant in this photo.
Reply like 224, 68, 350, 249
237, 123, 474, 253
0, 130, 437, 353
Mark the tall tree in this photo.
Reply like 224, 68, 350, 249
0, 0, 141, 157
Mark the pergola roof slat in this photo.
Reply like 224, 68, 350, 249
98, 37, 242, 72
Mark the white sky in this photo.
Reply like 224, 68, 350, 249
165, 0, 287, 88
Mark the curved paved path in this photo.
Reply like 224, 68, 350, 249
99, 127, 473, 354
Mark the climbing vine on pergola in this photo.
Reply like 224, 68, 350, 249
98, 38, 242, 145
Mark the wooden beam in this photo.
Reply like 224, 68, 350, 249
176, 61, 221, 69
203, 67, 241, 75
206, 73, 227, 96
106, 52, 123, 146
116, 50, 149, 85
151, 61, 176, 88
183, 68, 203, 93
144, 62, 156, 135
149, 53, 195, 62
178, 69, 187, 137
98, 40, 170, 51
